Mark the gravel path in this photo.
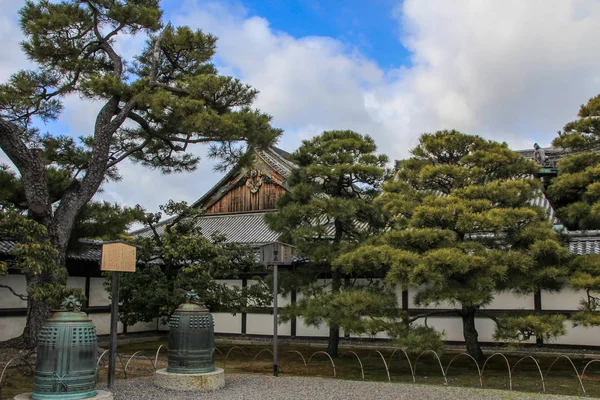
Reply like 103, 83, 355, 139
101, 374, 586, 400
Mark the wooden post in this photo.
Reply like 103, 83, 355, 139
108, 271, 120, 389
100, 241, 137, 389
273, 264, 279, 376
259, 242, 294, 378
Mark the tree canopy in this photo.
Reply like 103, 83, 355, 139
265, 130, 391, 357
547, 95, 600, 230
338, 130, 570, 360
0, 0, 280, 347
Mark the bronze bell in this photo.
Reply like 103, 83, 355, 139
167, 291, 215, 374
33, 296, 97, 400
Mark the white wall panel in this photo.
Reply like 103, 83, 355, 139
554, 323, 600, 346
412, 316, 465, 342
0, 316, 26, 341
485, 292, 534, 310
67, 276, 86, 292
89, 277, 109, 306
90, 313, 123, 335
296, 320, 329, 337
0, 275, 27, 308
541, 287, 585, 311
246, 313, 291, 336
213, 312, 241, 334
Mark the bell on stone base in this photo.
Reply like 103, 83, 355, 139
167, 291, 215, 374
32, 296, 98, 400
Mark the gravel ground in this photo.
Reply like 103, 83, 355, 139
100, 374, 586, 400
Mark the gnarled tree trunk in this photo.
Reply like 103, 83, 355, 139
327, 271, 342, 357
461, 306, 484, 362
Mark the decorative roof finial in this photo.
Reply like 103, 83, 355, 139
533, 143, 547, 164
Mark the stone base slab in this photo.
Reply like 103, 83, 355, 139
153, 367, 225, 392
14, 390, 113, 400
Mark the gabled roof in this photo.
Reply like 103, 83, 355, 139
189, 145, 296, 211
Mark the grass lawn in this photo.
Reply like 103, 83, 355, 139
2, 339, 599, 399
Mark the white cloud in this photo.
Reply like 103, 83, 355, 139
386, 0, 600, 148
3, 0, 600, 213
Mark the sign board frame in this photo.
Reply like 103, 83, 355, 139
100, 241, 138, 272
259, 242, 294, 266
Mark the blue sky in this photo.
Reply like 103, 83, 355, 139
227, 0, 409, 69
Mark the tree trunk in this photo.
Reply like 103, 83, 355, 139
327, 324, 340, 357
461, 306, 484, 362
327, 271, 342, 357
7, 243, 69, 349
20, 292, 53, 348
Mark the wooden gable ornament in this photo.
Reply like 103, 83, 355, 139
100, 241, 137, 272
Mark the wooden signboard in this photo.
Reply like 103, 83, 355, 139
259, 242, 294, 266
100, 241, 137, 272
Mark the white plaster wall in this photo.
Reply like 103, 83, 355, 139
67, 276, 86, 293
89, 277, 110, 306
246, 313, 291, 336
0, 274, 27, 308
553, 323, 600, 346
541, 287, 585, 311
0, 316, 26, 341
485, 292, 534, 310
296, 319, 329, 337
213, 312, 241, 334
412, 316, 465, 341
247, 279, 290, 307
90, 313, 123, 335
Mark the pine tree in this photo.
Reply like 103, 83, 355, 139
265, 130, 389, 357
547, 94, 600, 230
339, 130, 570, 360
0, 0, 280, 347
549, 93, 600, 327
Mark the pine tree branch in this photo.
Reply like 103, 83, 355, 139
0, 118, 51, 224
0, 283, 28, 301
407, 310, 457, 324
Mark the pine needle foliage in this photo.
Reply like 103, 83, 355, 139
339, 130, 570, 360
265, 130, 391, 357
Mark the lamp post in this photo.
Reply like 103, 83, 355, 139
259, 242, 294, 377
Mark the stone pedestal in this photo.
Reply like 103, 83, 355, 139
14, 390, 113, 400
153, 367, 225, 392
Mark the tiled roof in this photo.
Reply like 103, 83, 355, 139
133, 212, 283, 246
0, 238, 102, 262
515, 144, 600, 171
567, 231, 600, 255
256, 146, 296, 177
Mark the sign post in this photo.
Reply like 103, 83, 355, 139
100, 241, 137, 389
259, 242, 294, 377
